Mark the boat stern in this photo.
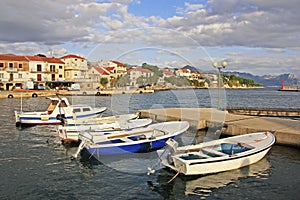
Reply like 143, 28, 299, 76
57, 126, 79, 143
14, 111, 21, 127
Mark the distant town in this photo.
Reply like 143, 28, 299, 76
0, 53, 261, 91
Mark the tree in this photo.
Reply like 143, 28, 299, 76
35, 54, 46, 57
142, 63, 163, 77
116, 74, 130, 87
100, 77, 108, 88
164, 76, 191, 87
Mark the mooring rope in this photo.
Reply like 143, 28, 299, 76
167, 166, 182, 184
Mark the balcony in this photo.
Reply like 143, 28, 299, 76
6, 68, 18, 73
64, 66, 80, 70
44, 69, 59, 73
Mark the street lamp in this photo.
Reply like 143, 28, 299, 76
212, 61, 227, 109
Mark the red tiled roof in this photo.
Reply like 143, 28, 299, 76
0, 54, 28, 61
26, 56, 65, 64
91, 66, 110, 75
0, 54, 65, 64
105, 67, 115, 72
60, 54, 86, 60
182, 68, 190, 73
162, 69, 174, 76
44, 57, 65, 64
111, 60, 126, 67
128, 67, 152, 73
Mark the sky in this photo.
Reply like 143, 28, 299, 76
0, 0, 300, 77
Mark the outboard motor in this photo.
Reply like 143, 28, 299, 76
56, 114, 66, 125
159, 138, 178, 165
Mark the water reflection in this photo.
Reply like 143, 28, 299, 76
150, 158, 271, 198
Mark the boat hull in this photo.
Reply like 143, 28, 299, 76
175, 146, 272, 175
16, 112, 103, 127
88, 137, 176, 155
58, 118, 153, 142
75, 121, 190, 159
160, 132, 275, 176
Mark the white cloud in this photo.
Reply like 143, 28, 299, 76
0, 0, 299, 76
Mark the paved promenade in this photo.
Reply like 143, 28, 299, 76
137, 108, 300, 148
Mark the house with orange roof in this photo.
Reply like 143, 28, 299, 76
0, 54, 29, 90
98, 60, 127, 78
60, 54, 88, 81
189, 71, 202, 80
88, 66, 111, 88
175, 68, 191, 77
162, 69, 174, 78
0, 54, 64, 90
26, 56, 65, 82
127, 67, 154, 86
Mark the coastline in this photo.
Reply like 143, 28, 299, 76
0, 86, 268, 99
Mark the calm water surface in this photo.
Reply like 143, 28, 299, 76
0, 88, 299, 199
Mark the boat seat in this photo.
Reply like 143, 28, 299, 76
201, 148, 228, 157
194, 151, 211, 158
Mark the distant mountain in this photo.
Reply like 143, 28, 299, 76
223, 71, 299, 86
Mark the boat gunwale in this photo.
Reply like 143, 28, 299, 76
173, 132, 275, 165
84, 121, 190, 148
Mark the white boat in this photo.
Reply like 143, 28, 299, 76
57, 117, 153, 142
72, 121, 190, 158
65, 113, 138, 126
155, 132, 275, 176
15, 97, 106, 127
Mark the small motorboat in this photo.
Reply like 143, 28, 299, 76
15, 96, 106, 127
155, 132, 275, 176
57, 116, 153, 143
72, 121, 190, 158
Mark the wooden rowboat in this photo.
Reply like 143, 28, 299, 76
154, 132, 275, 176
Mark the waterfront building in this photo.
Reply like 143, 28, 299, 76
26, 56, 65, 82
0, 54, 64, 90
98, 60, 127, 78
60, 54, 88, 81
162, 69, 175, 78
175, 68, 191, 77
127, 67, 154, 86
88, 66, 111, 89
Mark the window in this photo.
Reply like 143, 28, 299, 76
83, 108, 91, 112
50, 65, 55, 72
37, 64, 42, 72
18, 74, 22, 78
73, 108, 81, 113
59, 65, 62, 69
0, 63, 3, 68
37, 74, 42, 81
0, 73, 3, 78
59, 74, 62, 78
18, 63, 23, 68
9, 63, 13, 68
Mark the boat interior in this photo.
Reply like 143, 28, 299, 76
179, 143, 254, 160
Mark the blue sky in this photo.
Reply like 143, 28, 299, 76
128, 0, 185, 18
0, 0, 300, 78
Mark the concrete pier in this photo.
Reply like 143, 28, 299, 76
137, 108, 300, 148
227, 107, 300, 117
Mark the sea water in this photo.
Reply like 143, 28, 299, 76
0, 88, 299, 199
